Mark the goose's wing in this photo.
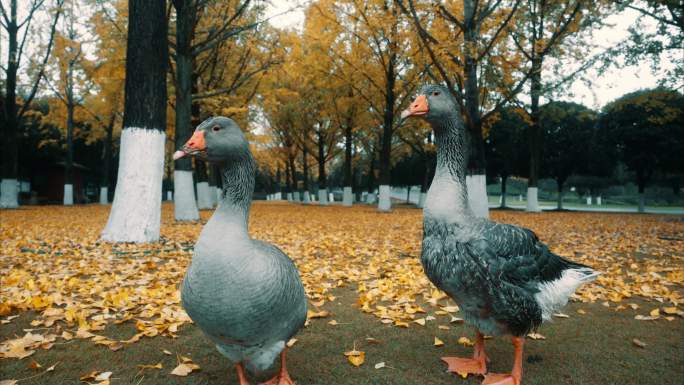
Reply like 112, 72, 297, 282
475, 221, 583, 286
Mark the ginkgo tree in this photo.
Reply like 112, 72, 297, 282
309, 0, 422, 211
0, 0, 63, 208
43, 0, 93, 205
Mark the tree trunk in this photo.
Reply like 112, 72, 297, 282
101, 0, 168, 243
379, 58, 396, 212
172, 0, 200, 220
462, 0, 488, 218
317, 130, 328, 205
275, 167, 282, 199
526, 57, 543, 212
556, 178, 564, 210
638, 180, 646, 213
302, 146, 310, 202
100, 112, 115, 204
63, 93, 75, 205
1, 0, 19, 208
343, 122, 353, 206
288, 153, 298, 201
500, 175, 508, 208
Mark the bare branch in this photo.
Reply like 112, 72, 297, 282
18, 0, 64, 119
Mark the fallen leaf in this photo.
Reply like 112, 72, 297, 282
138, 363, 163, 370
413, 318, 426, 326
0, 380, 18, 385
344, 349, 365, 367
526, 333, 546, 340
307, 310, 330, 319
577, 309, 586, 315
434, 337, 444, 347
171, 363, 199, 376
28, 360, 42, 370
458, 337, 474, 347
650, 308, 660, 317
162, 349, 172, 355
632, 338, 647, 348
286, 338, 297, 347
553, 313, 570, 318
365, 337, 381, 344
663, 307, 677, 315
327, 320, 338, 326
374, 362, 386, 369
95, 372, 112, 381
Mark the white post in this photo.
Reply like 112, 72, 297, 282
418, 191, 427, 208
378, 185, 391, 211
0, 179, 19, 208
526, 187, 541, 212
303, 191, 311, 203
293, 191, 300, 202
101, 128, 165, 243
342, 186, 353, 206
466, 174, 489, 217
275, 192, 282, 200
174, 170, 200, 220
63, 184, 74, 205
367, 192, 377, 204
99, 187, 109, 204
196, 181, 212, 209
329, 192, 334, 202
597, 196, 602, 205
318, 188, 328, 205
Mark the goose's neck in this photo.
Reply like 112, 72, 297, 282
205, 155, 255, 240
425, 115, 471, 220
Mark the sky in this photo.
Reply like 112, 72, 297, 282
264, 1, 675, 109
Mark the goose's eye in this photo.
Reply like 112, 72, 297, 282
432, 91, 441, 96
212, 125, 221, 132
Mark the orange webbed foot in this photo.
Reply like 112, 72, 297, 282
258, 373, 295, 385
481, 373, 520, 385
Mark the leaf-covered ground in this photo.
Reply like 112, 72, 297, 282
1, 203, 683, 385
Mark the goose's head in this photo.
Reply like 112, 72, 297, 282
174, 116, 250, 163
401, 84, 461, 128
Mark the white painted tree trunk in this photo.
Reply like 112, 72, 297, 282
342, 186, 353, 206
302, 191, 311, 203
101, 128, 165, 243
526, 187, 541, 212
329, 192, 334, 202
173, 170, 199, 221
638, 193, 645, 213
0, 179, 19, 208
167, 191, 173, 201
318, 188, 328, 205
287, 192, 293, 201
366, 192, 377, 204
293, 191, 300, 202
275, 192, 282, 200
99, 187, 108, 204
63, 184, 74, 205
196, 181, 212, 209
466, 174, 489, 217
378, 184, 391, 211
418, 192, 427, 208
215, 187, 221, 203
597, 196, 602, 205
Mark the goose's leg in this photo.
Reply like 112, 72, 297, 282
236, 363, 250, 385
442, 330, 488, 377
259, 349, 296, 385
481, 337, 524, 385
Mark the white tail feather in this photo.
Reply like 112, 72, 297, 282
535, 268, 599, 321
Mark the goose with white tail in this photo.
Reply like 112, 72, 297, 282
402, 85, 599, 385
175, 117, 307, 385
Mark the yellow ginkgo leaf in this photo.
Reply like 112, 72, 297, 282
434, 337, 444, 347
344, 349, 365, 367
458, 337, 474, 347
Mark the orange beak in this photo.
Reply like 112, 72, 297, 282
173, 130, 207, 160
401, 95, 429, 119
